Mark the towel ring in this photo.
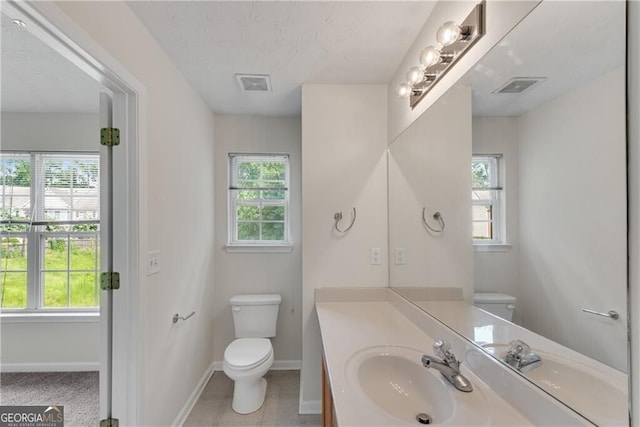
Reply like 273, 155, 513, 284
334, 207, 356, 233
422, 208, 445, 233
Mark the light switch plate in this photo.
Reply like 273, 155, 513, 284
370, 248, 381, 265
147, 250, 160, 275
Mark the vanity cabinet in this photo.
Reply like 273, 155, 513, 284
322, 356, 337, 427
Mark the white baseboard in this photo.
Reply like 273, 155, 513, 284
173, 361, 216, 427
298, 399, 322, 414
272, 359, 303, 370
0, 362, 99, 373
211, 359, 302, 372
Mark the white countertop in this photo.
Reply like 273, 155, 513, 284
316, 300, 534, 426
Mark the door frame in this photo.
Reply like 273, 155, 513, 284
3, 1, 147, 424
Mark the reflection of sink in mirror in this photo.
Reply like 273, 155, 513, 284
481, 344, 627, 426
346, 346, 489, 425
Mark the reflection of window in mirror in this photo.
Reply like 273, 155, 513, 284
472, 154, 506, 249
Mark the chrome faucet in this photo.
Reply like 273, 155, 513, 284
421, 340, 473, 392
504, 339, 542, 372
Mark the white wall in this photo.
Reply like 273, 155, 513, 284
471, 116, 521, 321
301, 84, 388, 412
388, 0, 539, 142
1, 112, 100, 370
388, 85, 473, 302
517, 67, 626, 371
213, 115, 302, 366
1, 112, 98, 152
52, 2, 216, 425
0, 318, 99, 371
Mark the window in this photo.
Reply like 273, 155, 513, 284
1, 152, 100, 311
228, 154, 290, 249
472, 155, 504, 245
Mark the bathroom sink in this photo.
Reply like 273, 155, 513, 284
345, 346, 489, 425
481, 344, 627, 426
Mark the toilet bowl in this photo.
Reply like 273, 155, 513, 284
223, 338, 274, 414
223, 294, 281, 414
473, 292, 516, 321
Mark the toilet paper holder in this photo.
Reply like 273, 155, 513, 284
172, 311, 196, 324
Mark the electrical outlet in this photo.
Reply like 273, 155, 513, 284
395, 248, 406, 265
370, 248, 381, 265
147, 250, 160, 275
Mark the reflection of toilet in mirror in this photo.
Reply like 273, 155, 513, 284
223, 294, 281, 414
473, 292, 516, 322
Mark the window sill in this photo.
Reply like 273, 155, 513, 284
225, 244, 293, 254
0, 312, 99, 323
474, 243, 512, 253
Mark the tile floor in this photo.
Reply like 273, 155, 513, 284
183, 371, 322, 426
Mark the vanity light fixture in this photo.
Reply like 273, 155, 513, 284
436, 21, 463, 47
397, 83, 413, 98
397, 1, 485, 109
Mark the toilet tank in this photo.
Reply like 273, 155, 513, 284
473, 292, 516, 322
230, 294, 281, 338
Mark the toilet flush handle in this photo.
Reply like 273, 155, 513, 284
506, 304, 515, 310
232, 306, 241, 312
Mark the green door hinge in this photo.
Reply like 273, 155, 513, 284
101, 272, 120, 290
101, 128, 120, 146
100, 418, 119, 427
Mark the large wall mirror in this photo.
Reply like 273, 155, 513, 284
388, 1, 627, 424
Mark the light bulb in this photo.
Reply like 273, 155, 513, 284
406, 66, 424, 86
436, 21, 462, 46
397, 83, 412, 98
420, 46, 441, 68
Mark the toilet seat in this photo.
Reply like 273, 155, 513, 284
224, 338, 272, 370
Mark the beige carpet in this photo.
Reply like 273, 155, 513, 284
0, 371, 99, 427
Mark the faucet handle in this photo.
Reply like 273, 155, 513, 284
433, 340, 449, 353
507, 339, 531, 357
433, 340, 457, 365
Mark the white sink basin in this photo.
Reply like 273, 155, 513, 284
346, 346, 489, 425
481, 344, 627, 426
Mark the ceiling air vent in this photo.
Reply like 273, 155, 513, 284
493, 77, 546, 94
235, 74, 272, 92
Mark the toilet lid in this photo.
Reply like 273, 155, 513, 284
224, 338, 272, 370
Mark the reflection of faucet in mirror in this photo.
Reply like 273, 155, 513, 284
421, 340, 473, 392
504, 339, 542, 373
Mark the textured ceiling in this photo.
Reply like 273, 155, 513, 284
1, 14, 102, 113
467, 1, 625, 117
5, 2, 620, 118
128, 1, 436, 116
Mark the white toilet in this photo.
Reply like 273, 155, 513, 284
473, 292, 516, 321
223, 294, 281, 414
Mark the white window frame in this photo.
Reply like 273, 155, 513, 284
1, 151, 101, 312
226, 153, 292, 253
472, 154, 509, 251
